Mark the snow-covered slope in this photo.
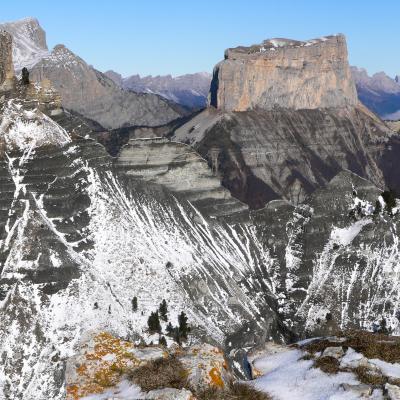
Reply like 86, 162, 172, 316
0, 17, 49, 72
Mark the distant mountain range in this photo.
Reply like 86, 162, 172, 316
0, 17, 184, 129
351, 67, 400, 120
104, 70, 212, 110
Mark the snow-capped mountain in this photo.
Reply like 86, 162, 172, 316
3, 16, 400, 400
0, 17, 49, 72
105, 71, 212, 110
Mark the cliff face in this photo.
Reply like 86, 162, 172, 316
0, 31, 14, 92
209, 35, 358, 111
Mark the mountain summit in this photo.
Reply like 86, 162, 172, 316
209, 34, 357, 111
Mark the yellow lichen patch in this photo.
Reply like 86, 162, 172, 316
66, 332, 143, 400
209, 367, 224, 388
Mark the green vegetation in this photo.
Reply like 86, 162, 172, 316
147, 311, 161, 333
132, 296, 138, 312
21, 67, 30, 85
159, 299, 168, 321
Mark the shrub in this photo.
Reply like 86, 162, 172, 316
314, 356, 340, 374
129, 356, 187, 392
197, 382, 271, 400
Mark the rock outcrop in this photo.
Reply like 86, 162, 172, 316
0, 30, 14, 92
209, 35, 358, 111
116, 137, 247, 217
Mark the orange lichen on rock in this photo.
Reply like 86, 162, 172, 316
66, 332, 141, 400
209, 367, 224, 388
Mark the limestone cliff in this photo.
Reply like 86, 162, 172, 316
209, 35, 358, 111
0, 31, 14, 93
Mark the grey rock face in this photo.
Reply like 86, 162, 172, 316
106, 71, 212, 110
174, 106, 390, 208
209, 35, 358, 111
116, 137, 247, 217
29, 45, 183, 129
0, 17, 48, 72
352, 67, 400, 120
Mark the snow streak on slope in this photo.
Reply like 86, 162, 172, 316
0, 102, 278, 399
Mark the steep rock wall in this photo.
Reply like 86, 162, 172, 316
209, 35, 358, 111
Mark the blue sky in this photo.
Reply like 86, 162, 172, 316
1, 0, 399, 77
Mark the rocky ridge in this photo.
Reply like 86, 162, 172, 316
106, 71, 212, 110
1, 17, 184, 129
352, 67, 400, 120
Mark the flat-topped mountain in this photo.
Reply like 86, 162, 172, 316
209, 34, 358, 111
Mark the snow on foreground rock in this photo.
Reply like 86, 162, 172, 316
248, 334, 400, 400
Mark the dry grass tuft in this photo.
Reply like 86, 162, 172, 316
353, 366, 387, 386
129, 356, 188, 392
339, 330, 400, 363
302, 330, 400, 364
314, 356, 340, 374
196, 382, 271, 400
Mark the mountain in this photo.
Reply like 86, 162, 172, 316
174, 35, 393, 208
3, 24, 400, 399
0, 18, 184, 129
0, 17, 48, 72
351, 67, 400, 120
105, 71, 212, 110
209, 35, 358, 111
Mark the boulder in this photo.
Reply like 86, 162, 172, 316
386, 383, 400, 400
145, 388, 195, 400
322, 346, 344, 360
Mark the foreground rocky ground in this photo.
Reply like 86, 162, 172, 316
63, 330, 400, 399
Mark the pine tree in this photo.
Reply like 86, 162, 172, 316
159, 335, 167, 347
166, 322, 174, 335
21, 67, 30, 85
0, 286, 6, 301
374, 199, 382, 216
159, 299, 168, 321
382, 189, 397, 215
147, 311, 161, 333
178, 311, 189, 340
132, 296, 138, 312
